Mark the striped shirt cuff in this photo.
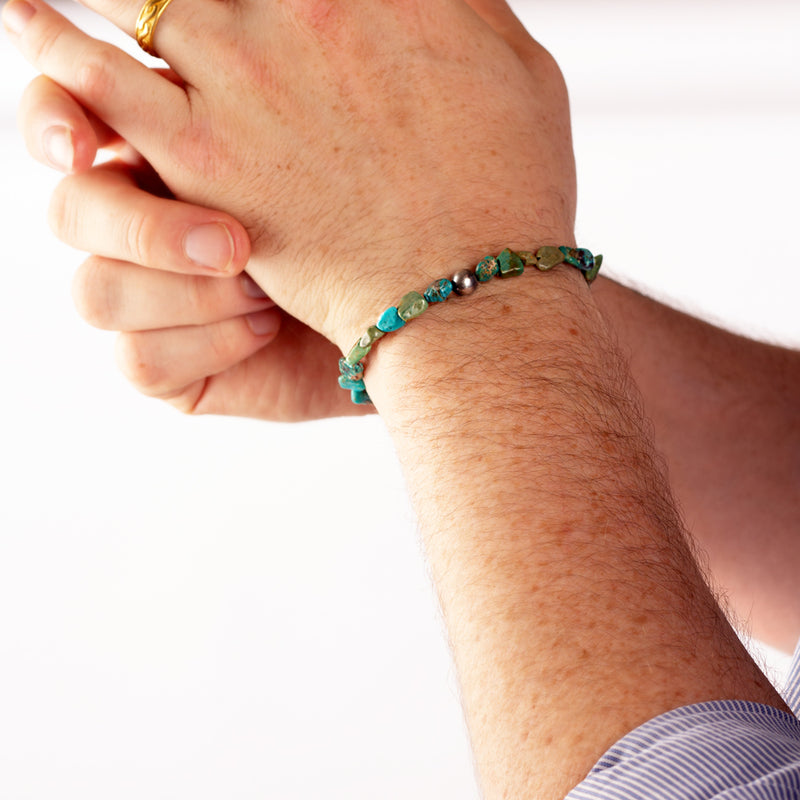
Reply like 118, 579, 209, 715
566, 700, 800, 799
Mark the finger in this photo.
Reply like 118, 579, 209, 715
115, 309, 283, 400
17, 66, 188, 173
68, 0, 217, 81
171, 317, 372, 422
73, 256, 275, 332
3, 0, 188, 164
18, 74, 107, 172
19, 74, 148, 171
49, 163, 251, 276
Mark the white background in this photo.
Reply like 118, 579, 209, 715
1, 1, 798, 797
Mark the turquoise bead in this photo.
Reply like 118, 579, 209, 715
498, 248, 524, 277
339, 358, 364, 380
475, 256, 500, 283
351, 388, 372, 405
339, 241, 600, 406
559, 246, 581, 268
585, 253, 602, 282
560, 246, 597, 276
398, 291, 429, 321
424, 279, 453, 303
339, 376, 366, 391
575, 248, 594, 269
573, 248, 595, 274
377, 306, 405, 332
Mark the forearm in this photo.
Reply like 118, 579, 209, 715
365, 269, 786, 799
592, 277, 800, 651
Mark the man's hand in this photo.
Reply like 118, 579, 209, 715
4, 0, 576, 354
18, 75, 365, 420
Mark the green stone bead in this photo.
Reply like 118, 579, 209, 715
498, 248, 524, 277
475, 256, 500, 283
359, 325, 386, 349
398, 291, 429, 321
536, 246, 565, 270
345, 340, 371, 366
518, 251, 538, 267
351, 389, 372, 405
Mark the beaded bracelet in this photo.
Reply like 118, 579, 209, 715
338, 245, 602, 405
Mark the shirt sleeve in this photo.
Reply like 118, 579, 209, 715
567, 638, 800, 799
565, 700, 800, 799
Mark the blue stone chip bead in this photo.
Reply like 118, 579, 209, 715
557, 246, 600, 282
339, 376, 366, 391
351, 389, 372, 405
584, 253, 602, 283
377, 306, 405, 332
562, 247, 593, 272
339, 358, 364, 381
559, 246, 587, 270
575, 248, 594, 270
424, 279, 453, 303
475, 256, 500, 283
498, 248, 525, 277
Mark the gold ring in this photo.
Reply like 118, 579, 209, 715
135, 0, 176, 58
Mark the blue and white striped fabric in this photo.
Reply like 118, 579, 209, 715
567, 642, 800, 799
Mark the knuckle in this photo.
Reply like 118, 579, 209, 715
71, 258, 118, 329
183, 275, 208, 318
115, 333, 165, 396
204, 319, 237, 362
74, 46, 119, 109
119, 207, 154, 267
166, 120, 224, 182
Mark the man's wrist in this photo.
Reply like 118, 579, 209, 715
363, 265, 594, 419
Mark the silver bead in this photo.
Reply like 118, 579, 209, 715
451, 269, 478, 296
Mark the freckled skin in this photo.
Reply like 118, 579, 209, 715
9, 1, 795, 797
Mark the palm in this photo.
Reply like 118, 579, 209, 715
172, 317, 371, 422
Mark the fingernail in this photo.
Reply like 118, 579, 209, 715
240, 273, 272, 301
3, 0, 36, 35
43, 126, 75, 172
183, 223, 235, 273
246, 309, 281, 337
